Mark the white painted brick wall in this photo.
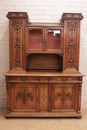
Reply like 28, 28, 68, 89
0, 0, 87, 109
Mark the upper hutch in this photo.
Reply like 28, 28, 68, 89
5, 12, 83, 118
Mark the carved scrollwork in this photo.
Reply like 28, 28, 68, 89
6, 77, 10, 81
7, 12, 28, 20
69, 41, 75, 49
67, 21, 78, 68
69, 57, 74, 67
6, 83, 11, 95
20, 77, 27, 81
14, 24, 21, 34
62, 13, 83, 20
41, 93, 46, 101
12, 20, 23, 27
67, 22, 78, 28
78, 77, 82, 81
14, 24, 22, 67
15, 49, 20, 67
14, 38, 20, 48
16, 90, 33, 104
79, 84, 82, 91
55, 90, 72, 105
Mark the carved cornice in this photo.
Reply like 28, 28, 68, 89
61, 13, 83, 22
6, 12, 28, 20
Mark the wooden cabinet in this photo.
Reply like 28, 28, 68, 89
5, 12, 83, 118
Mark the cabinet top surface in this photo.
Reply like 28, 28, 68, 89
5, 68, 83, 77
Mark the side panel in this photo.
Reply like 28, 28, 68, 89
9, 19, 26, 69
63, 20, 80, 70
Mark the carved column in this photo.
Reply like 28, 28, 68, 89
7, 12, 28, 70
61, 13, 83, 70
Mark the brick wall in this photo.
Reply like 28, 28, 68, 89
0, 0, 87, 109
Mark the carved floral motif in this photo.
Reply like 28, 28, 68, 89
55, 90, 72, 105
16, 90, 33, 104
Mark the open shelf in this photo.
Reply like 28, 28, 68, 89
26, 53, 63, 72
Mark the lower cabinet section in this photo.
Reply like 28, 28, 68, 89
6, 82, 82, 118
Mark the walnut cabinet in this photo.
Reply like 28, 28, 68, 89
5, 12, 83, 118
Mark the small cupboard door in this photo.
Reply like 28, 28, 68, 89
10, 83, 39, 112
45, 27, 63, 52
26, 27, 44, 52
49, 84, 77, 112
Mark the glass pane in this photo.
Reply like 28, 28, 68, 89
47, 29, 61, 50
29, 29, 43, 50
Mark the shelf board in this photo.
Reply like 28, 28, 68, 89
26, 50, 63, 55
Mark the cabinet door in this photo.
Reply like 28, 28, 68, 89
10, 83, 39, 112
49, 84, 77, 112
26, 27, 44, 52
45, 27, 63, 52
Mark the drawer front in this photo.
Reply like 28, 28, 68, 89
6, 76, 82, 83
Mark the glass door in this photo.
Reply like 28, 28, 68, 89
26, 27, 44, 52
46, 28, 62, 51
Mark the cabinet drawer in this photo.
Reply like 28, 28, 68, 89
6, 76, 82, 83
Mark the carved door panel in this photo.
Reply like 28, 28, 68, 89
38, 84, 49, 112
50, 84, 77, 111
11, 83, 38, 112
